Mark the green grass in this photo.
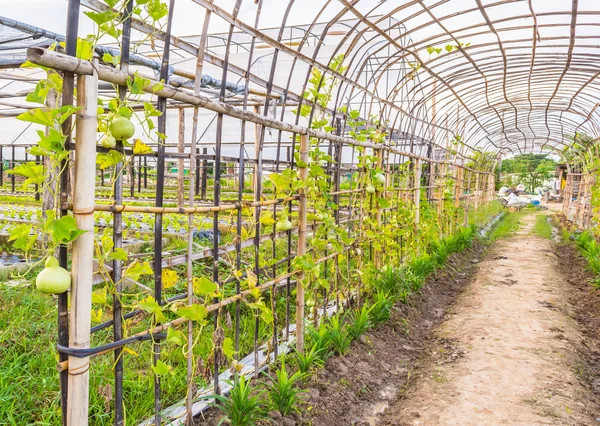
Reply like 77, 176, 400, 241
0, 194, 510, 424
487, 210, 525, 242
0, 278, 285, 425
533, 214, 553, 239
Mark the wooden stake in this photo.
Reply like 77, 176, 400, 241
296, 133, 308, 354
177, 108, 185, 207
474, 172, 480, 210
253, 105, 261, 192
67, 59, 98, 426
414, 159, 422, 227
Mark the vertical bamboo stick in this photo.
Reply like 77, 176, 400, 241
67, 59, 97, 426
153, 2, 175, 422
253, 105, 261, 192
58, 3, 80, 421
114, 3, 133, 422
178, 108, 185, 206
185, 10, 210, 423
474, 172, 480, 210
414, 159, 421, 227
374, 148, 383, 267
296, 133, 308, 354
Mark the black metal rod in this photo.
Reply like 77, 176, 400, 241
58, 1, 80, 422
152, 1, 175, 423
113, 1, 133, 424
10, 146, 15, 193
0, 146, 3, 187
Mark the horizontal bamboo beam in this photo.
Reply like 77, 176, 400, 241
87, 196, 297, 214
26, 48, 492, 175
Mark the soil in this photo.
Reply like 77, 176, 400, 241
198, 212, 600, 426
198, 233, 485, 426
378, 212, 600, 426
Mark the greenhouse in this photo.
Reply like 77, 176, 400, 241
0, 0, 599, 425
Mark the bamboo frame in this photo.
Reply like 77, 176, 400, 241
67, 57, 98, 426
1, 2, 598, 425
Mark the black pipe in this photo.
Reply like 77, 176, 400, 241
57, 1, 80, 423
152, 1, 175, 423
112, 1, 133, 424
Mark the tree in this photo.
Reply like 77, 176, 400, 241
501, 154, 556, 192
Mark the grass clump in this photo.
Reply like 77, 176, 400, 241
488, 210, 525, 241
264, 362, 305, 416
210, 375, 266, 426
533, 214, 553, 239
573, 231, 600, 287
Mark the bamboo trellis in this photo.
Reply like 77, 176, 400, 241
3, 1, 600, 425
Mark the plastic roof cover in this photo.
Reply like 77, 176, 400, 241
0, 0, 599, 158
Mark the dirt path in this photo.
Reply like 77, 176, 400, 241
382, 212, 598, 426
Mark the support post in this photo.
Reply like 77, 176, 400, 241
177, 108, 185, 206
296, 133, 308, 354
67, 59, 97, 426
201, 147, 208, 199
374, 148, 383, 267
253, 105, 261, 192
474, 172, 480, 210
414, 159, 421, 227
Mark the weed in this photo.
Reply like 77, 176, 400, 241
373, 265, 400, 295
533, 215, 552, 239
209, 375, 266, 426
487, 210, 525, 241
294, 345, 325, 374
306, 322, 333, 361
345, 304, 372, 340
263, 362, 305, 416
327, 313, 352, 356
369, 291, 394, 326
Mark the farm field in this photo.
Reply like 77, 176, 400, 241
0, 1, 599, 425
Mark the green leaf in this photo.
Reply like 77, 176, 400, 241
92, 287, 108, 305
8, 162, 45, 189
84, 10, 117, 26
124, 261, 153, 281
166, 327, 183, 345
176, 304, 208, 323
128, 72, 150, 95
107, 248, 128, 261
17, 108, 55, 127
192, 276, 217, 296
146, 0, 169, 21
222, 337, 236, 359
76, 36, 95, 61
151, 359, 172, 376
378, 197, 390, 209
8, 224, 37, 252
138, 296, 165, 322
97, 150, 125, 170
45, 215, 85, 245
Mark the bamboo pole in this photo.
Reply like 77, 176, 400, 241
177, 108, 185, 207
26, 48, 492, 177
414, 159, 422, 227
88, 196, 297, 213
67, 58, 97, 426
296, 133, 308, 354
474, 172, 480, 210
57, 270, 299, 372
374, 149, 383, 267
253, 105, 260, 192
